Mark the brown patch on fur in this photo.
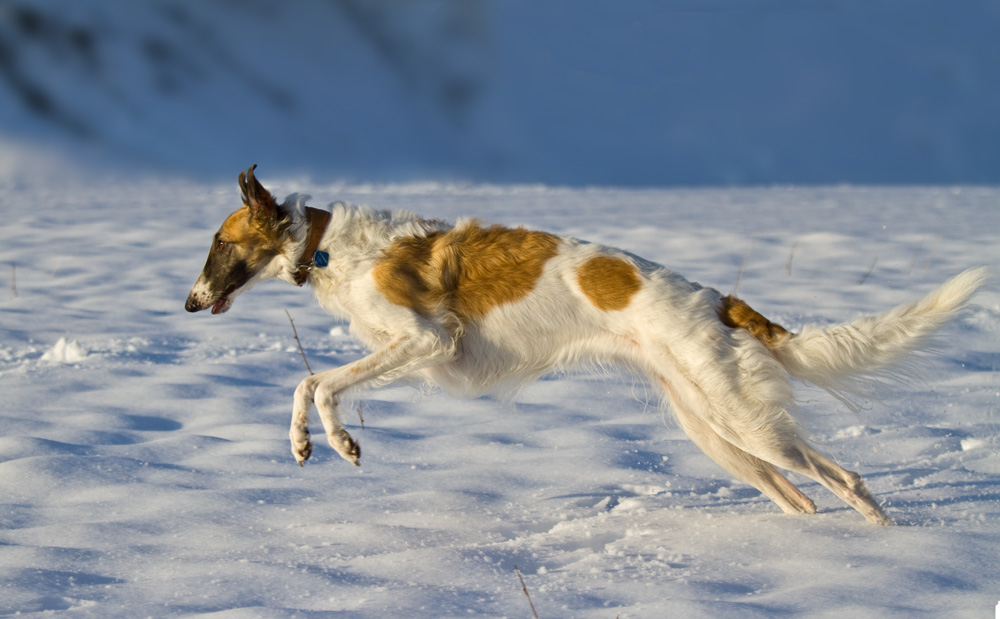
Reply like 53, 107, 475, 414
372, 222, 561, 321
718, 295, 792, 348
576, 255, 642, 311
217, 206, 285, 270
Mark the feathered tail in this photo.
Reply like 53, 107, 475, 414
772, 267, 989, 408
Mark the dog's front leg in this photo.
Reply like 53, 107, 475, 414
290, 384, 317, 466
291, 330, 455, 466
292, 368, 362, 466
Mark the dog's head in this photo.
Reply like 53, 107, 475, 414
185, 165, 291, 314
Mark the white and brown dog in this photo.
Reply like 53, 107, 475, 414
186, 165, 987, 525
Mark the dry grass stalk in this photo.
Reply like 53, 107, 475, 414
732, 237, 757, 296
284, 309, 314, 375
514, 565, 539, 619
859, 257, 878, 285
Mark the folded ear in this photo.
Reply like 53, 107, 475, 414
238, 164, 279, 226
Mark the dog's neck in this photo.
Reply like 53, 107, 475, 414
315, 202, 447, 258
291, 207, 332, 286
291, 202, 449, 319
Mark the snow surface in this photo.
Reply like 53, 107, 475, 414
0, 168, 998, 617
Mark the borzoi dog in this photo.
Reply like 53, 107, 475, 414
186, 165, 987, 525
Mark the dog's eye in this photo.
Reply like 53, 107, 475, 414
216, 240, 228, 250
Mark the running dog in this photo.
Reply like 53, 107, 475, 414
186, 165, 988, 525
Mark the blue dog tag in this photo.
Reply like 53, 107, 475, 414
313, 251, 329, 268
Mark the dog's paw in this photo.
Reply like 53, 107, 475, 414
329, 429, 361, 467
291, 432, 314, 466
867, 508, 894, 526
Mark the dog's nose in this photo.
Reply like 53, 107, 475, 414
184, 296, 203, 312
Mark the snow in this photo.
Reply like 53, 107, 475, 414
1, 170, 998, 617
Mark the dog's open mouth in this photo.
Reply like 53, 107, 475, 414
211, 295, 232, 314
186, 289, 235, 314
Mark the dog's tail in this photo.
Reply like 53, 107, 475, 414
723, 267, 990, 409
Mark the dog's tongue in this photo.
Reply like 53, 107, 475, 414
211, 297, 227, 314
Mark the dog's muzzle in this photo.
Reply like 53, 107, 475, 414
184, 294, 207, 313
185, 278, 234, 314
185, 291, 233, 314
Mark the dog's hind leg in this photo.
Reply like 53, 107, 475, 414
681, 389, 891, 524
661, 378, 816, 515
671, 386, 890, 524
760, 440, 891, 525
291, 328, 455, 466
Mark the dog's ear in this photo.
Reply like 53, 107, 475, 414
238, 164, 279, 226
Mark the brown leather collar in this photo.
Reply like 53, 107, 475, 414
292, 207, 331, 286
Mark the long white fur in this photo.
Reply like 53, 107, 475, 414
777, 267, 990, 407
193, 194, 989, 526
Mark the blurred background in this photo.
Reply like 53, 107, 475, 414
0, 0, 997, 186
